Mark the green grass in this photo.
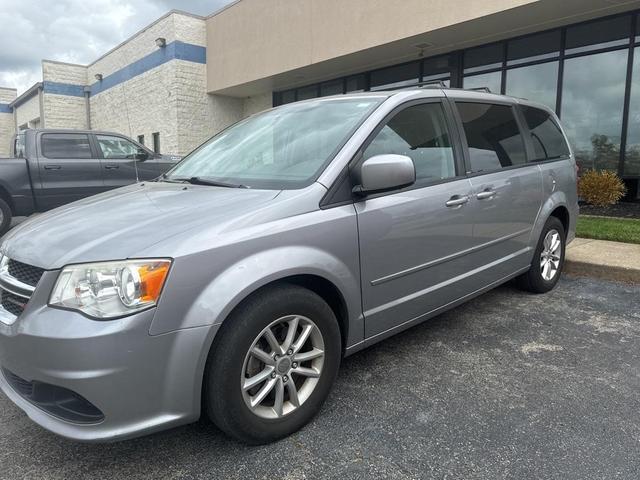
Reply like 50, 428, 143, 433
576, 215, 640, 245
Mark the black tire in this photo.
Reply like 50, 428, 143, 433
516, 216, 565, 294
0, 198, 12, 237
204, 284, 341, 444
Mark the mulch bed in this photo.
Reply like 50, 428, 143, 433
580, 202, 640, 219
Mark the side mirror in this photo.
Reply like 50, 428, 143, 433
353, 154, 415, 195
135, 148, 149, 161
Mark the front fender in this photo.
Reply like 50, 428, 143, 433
150, 246, 363, 347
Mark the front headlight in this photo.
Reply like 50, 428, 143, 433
50, 259, 172, 319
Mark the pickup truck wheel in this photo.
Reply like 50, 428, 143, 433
516, 216, 565, 294
204, 284, 341, 444
0, 199, 12, 236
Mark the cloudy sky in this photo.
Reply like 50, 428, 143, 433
0, 0, 232, 95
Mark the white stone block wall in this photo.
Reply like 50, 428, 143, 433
42, 60, 87, 85
243, 93, 273, 117
0, 88, 17, 157
43, 94, 87, 129
90, 61, 179, 154
15, 94, 41, 129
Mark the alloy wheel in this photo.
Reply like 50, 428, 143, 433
540, 229, 562, 281
241, 315, 325, 419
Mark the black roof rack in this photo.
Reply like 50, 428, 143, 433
466, 87, 492, 93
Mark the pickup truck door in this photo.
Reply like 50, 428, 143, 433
36, 132, 105, 210
94, 134, 159, 188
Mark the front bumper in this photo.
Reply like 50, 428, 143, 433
0, 271, 218, 442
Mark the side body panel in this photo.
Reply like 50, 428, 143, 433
34, 132, 105, 210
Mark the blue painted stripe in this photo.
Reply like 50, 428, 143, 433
90, 41, 206, 96
43, 81, 85, 97
0, 103, 11, 114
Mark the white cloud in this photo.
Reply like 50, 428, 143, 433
0, 0, 232, 94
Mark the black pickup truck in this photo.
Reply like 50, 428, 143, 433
0, 129, 180, 234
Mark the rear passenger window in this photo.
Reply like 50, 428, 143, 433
41, 134, 92, 159
363, 103, 456, 183
521, 106, 570, 161
457, 102, 527, 172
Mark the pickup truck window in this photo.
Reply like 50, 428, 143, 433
41, 134, 92, 159
96, 135, 139, 159
13, 133, 26, 158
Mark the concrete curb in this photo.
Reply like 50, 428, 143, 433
564, 238, 640, 284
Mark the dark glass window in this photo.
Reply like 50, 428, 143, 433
561, 49, 627, 171
422, 55, 451, 82
346, 74, 366, 93
507, 30, 560, 65
42, 134, 92, 159
370, 62, 420, 90
463, 71, 502, 94
152, 132, 160, 154
297, 85, 319, 101
624, 48, 640, 176
505, 61, 558, 110
521, 106, 570, 161
464, 43, 503, 74
320, 79, 344, 97
565, 15, 631, 55
137, 135, 145, 145
364, 103, 456, 182
457, 102, 527, 171
280, 89, 296, 105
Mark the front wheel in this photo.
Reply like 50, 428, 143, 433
0, 198, 12, 237
517, 216, 565, 293
204, 284, 341, 444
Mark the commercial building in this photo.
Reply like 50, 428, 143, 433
2, 0, 640, 196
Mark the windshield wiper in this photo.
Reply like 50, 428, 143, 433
161, 175, 249, 188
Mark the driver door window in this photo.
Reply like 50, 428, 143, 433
363, 102, 456, 184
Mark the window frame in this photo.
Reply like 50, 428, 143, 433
517, 103, 572, 164
91, 132, 152, 160
40, 133, 94, 160
321, 98, 467, 208
448, 98, 533, 177
152, 132, 161, 154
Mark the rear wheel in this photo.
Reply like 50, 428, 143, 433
517, 216, 565, 293
0, 199, 12, 236
204, 284, 341, 444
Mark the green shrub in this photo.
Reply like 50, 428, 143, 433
578, 169, 626, 207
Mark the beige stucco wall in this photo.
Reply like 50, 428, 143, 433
206, 0, 639, 96
206, 0, 539, 94
0, 88, 16, 157
43, 94, 87, 129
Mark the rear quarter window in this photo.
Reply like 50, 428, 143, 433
41, 134, 92, 159
456, 102, 527, 172
521, 106, 570, 161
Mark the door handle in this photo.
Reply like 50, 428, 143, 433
476, 190, 496, 200
44, 164, 61, 170
445, 195, 469, 208
104, 164, 120, 170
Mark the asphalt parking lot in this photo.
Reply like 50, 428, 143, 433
0, 275, 639, 480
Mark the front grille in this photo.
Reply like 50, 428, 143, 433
7, 259, 45, 288
0, 290, 26, 316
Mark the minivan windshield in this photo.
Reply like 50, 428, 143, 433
165, 96, 385, 189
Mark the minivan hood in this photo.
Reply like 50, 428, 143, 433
2, 182, 281, 269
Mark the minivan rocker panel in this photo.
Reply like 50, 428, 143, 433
0, 88, 578, 443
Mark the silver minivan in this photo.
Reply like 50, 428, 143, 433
0, 88, 578, 444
